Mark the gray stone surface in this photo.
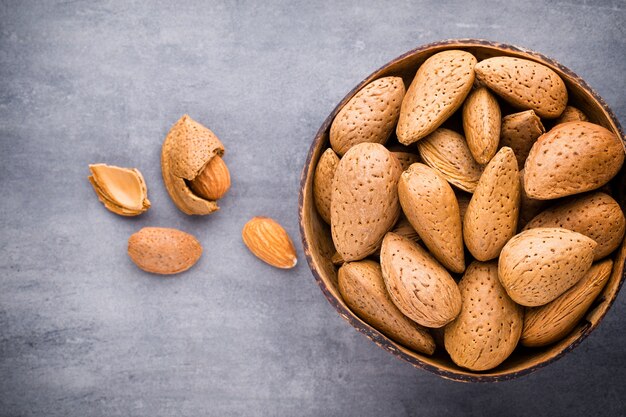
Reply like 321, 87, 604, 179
0, 0, 625, 416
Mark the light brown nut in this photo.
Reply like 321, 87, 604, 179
380, 233, 462, 328
417, 128, 483, 193
338, 260, 435, 355
397, 50, 477, 145
474, 57, 568, 119
521, 259, 612, 347
499, 110, 545, 169
313, 148, 340, 224
161, 115, 225, 215
128, 227, 202, 275
390, 214, 421, 243
391, 151, 420, 171
242, 217, 297, 269
88, 164, 150, 216
188, 155, 231, 201
554, 106, 588, 125
498, 227, 597, 307
330, 77, 405, 156
524, 122, 625, 200
463, 147, 520, 261
523, 192, 626, 260
398, 163, 465, 273
444, 261, 523, 371
518, 168, 547, 230
462, 87, 501, 164
331, 143, 401, 261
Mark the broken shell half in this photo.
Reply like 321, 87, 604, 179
88, 164, 151, 216
161, 114, 226, 215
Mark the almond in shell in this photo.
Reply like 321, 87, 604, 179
128, 227, 202, 275
380, 233, 462, 328
242, 217, 297, 269
331, 143, 401, 261
523, 192, 626, 260
330, 77, 405, 156
313, 148, 340, 224
498, 227, 597, 307
474, 57, 568, 118
391, 150, 420, 171
397, 50, 477, 145
398, 163, 465, 273
554, 105, 588, 125
521, 259, 612, 347
417, 128, 483, 193
499, 110, 545, 169
524, 121, 625, 200
462, 87, 501, 164
444, 261, 523, 371
464, 147, 520, 261
338, 260, 435, 355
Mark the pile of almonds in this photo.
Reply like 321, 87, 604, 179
89, 115, 297, 274
314, 50, 626, 371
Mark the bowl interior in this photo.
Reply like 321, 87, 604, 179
299, 40, 626, 382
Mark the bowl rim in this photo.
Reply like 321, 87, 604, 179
298, 38, 626, 382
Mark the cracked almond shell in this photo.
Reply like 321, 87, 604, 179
161, 114, 225, 215
88, 163, 150, 216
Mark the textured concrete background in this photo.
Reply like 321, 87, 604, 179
1, 0, 625, 416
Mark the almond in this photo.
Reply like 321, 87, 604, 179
338, 260, 435, 355
398, 163, 465, 273
391, 150, 420, 171
499, 110, 545, 169
444, 261, 523, 371
417, 128, 483, 193
524, 122, 625, 200
498, 227, 597, 307
380, 233, 462, 328
474, 57, 567, 118
518, 168, 547, 230
331, 143, 401, 261
462, 87, 501, 164
397, 50, 477, 145
521, 259, 612, 347
313, 148, 340, 224
464, 147, 520, 261
189, 155, 231, 201
330, 77, 405, 156
390, 214, 421, 243
161, 115, 225, 215
523, 192, 626, 260
128, 227, 202, 275
242, 217, 297, 269
554, 105, 588, 125
88, 164, 150, 216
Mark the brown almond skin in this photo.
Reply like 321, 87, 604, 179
464, 147, 520, 261
445, 261, 523, 371
498, 227, 597, 307
128, 227, 202, 275
521, 259, 612, 347
462, 87, 501, 164
189, 155, 231, 201
313, 148, 340, 224
523, 192, 626, 260
380, 233, 462, 328
417, 128, 483, 193
391, 151, 420, 171
554, 106, 588, 125
338, 260, 435, 355
242, 217, 297, 269
331, 143, 401, 261
330, 77, 405, 156
499, 110, 545, 169
398, 163, 465, 273
397, 50, 477, 145
524, 121, 625, 200
475, 57, 568, 118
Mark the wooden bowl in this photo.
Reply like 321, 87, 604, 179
298, 39, 626, 382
